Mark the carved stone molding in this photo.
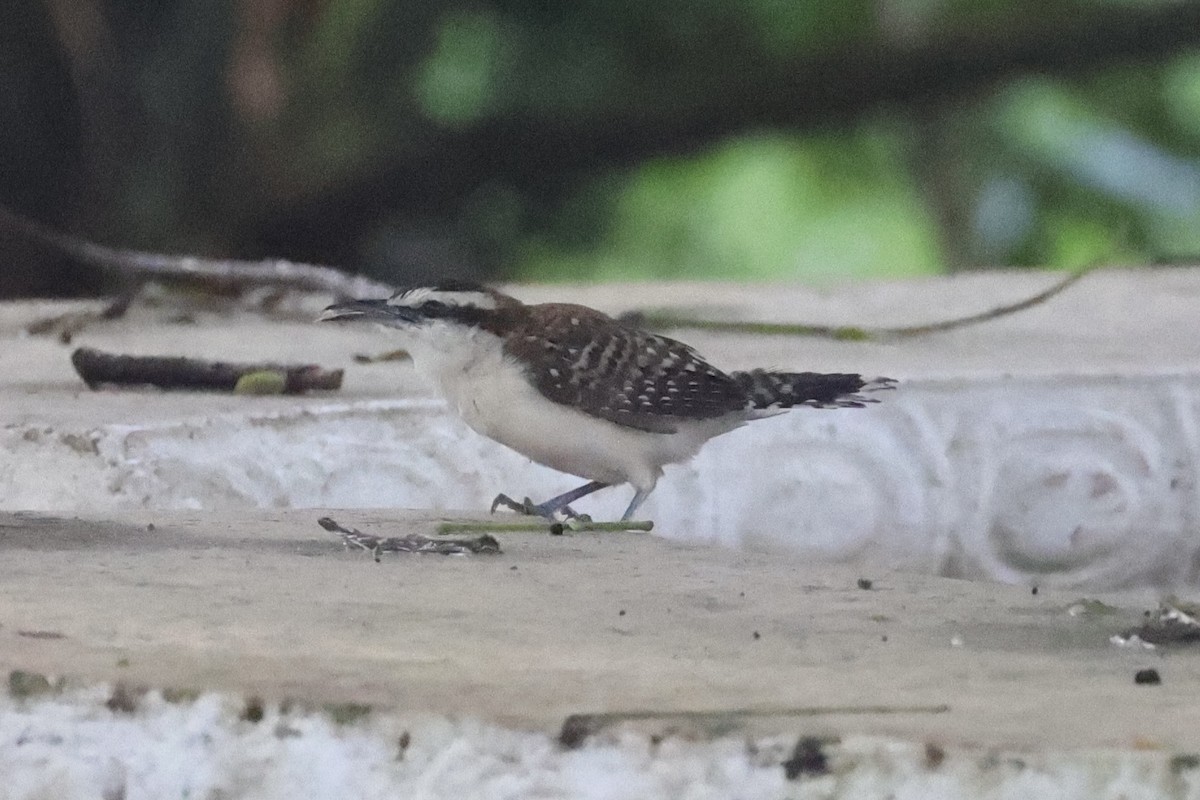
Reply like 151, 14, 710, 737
5, 374, 1197, 588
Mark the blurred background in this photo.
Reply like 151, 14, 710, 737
2, 0, 1200, 297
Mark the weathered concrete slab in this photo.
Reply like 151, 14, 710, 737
3, 268, 1200, 588
0, 509, 1193, 751
3, 272, 1200, 795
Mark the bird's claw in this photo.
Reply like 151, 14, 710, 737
560, 507, 593, 523
490, 493, 538, 516
489, 493, 591, 522
490, 493, 555, 519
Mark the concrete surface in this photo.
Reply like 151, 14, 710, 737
4, 271, 1200, 795
5, 269, 1200, 588
0, 509, 1193, 751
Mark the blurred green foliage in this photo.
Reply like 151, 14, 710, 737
519, 132, 942, 281
2, 0, 1200, 294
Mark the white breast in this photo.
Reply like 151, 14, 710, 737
398, 321, 744, 492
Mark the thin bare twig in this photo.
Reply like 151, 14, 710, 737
24, 292, 137, 343
317, 516, 501, 560
559, 704, 951, 748
630, 265, 1101, 341
5, 203, 1098, 341
882, 266, 1095, 337
0, 205, 393, 300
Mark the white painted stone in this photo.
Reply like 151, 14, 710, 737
0, 687, 1193, 800
3, 268, 1200, 588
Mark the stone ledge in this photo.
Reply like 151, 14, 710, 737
3, 268, 1200, 588
0, 509, 1192, 752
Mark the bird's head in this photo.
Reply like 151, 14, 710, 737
319, 280, 520, 332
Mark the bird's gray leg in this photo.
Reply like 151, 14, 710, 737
621, 488, 652, 521
491, 481, 610, 520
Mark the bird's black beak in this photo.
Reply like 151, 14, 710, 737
318, 299, 418, 325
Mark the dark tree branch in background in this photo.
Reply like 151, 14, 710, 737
0, 205, 393, 299
269, 1, 1200, 239
41, 0, 144, 236
5, 201, 1101, 343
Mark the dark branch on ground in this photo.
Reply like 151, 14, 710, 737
70, 347, 344, 394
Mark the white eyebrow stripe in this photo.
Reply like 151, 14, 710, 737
387, 289, 498, 310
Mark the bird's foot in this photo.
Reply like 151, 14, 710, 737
489, 493, 528, 515
489, 493, 591, 522
489, 493, 543, 517
560, 506, 593, 523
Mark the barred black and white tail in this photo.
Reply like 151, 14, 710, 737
731, 369, 895, 411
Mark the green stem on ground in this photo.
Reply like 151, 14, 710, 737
436, 520, 653, 535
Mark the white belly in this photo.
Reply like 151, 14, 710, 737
441, 354, 740, 491
400, 322, 744, 491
